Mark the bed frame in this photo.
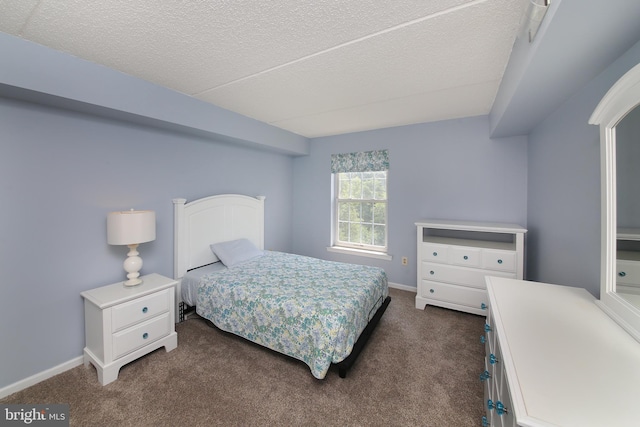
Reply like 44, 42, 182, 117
172, 194, 390, 378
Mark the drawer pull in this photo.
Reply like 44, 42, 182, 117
142, 306, 149, 314
480, 370, 491, 382
495, 401, 508, 416
481, 415, 489, 427
143, 332, 149, 339
432, 251, 438, 257
487, 400, 509, 416
481, 302, 487, 310
429, 288, 435, 294
497, 259, 503, 264
429, 270, 435, 275
484, 324, 492, 332
463, 255, 469, 260
619, 271, 627, 277
489, 353, 498, 365
480, 335, 486, 344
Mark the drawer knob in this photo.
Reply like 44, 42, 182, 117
429, 270, 435, 275
142, 306, 149, 314
619, 271, 627, 277
480, 370, 491, 382
463, 255, 468, 260
497, 259, 503, 264
432, 251, 438, 257
429, 288, 435, 294
484, 324, 492, 332
481, 302, 487, 310
489, 353, 498, 365
495, 401, 508, 416
487, 399, 495, 410
480, 335, 486, 344
143, 332, 149, 339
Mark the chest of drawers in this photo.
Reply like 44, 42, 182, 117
483, 276, 640, 427
81, 273, 178, 385
415, 220, 526, 315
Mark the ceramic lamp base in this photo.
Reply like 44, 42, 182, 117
123, 244, 143, 287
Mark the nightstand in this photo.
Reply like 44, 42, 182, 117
81, 273, 178, 385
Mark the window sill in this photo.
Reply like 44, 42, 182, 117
326, 246, 392, 261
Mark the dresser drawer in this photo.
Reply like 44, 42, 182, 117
449, 246, 481, 267
488, 338, 515, 427
486, 307, 518, 427
497, 369, 516, 427
419, 280, 487, 308
482, 250, 517, 273
483, 356, 493, 403
489, 336, 504, 397
616, 259, 640, 285
422, 262, 516, 288
112, 312, 171, 359
484, 310, 496, 355
111, 289, 171, 332
617, 283, 640, 295
422, 243, 450, 264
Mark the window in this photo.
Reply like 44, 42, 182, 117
330, 150, 389, 255
335, 171, 387, 250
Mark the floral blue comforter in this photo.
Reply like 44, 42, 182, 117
196, 251, 388, 379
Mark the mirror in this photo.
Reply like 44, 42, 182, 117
590, 62, 640, 342
616, 106, 640, 299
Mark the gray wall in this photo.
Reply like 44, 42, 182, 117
292, 116, 528, 288
0, 97, 294, 389
526, 39, 640, 296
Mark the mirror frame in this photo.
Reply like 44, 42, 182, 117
589, 62, 640, 342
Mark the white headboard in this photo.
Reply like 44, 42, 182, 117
173, 194, 265, 280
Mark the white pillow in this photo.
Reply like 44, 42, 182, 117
210, 238, 263, 267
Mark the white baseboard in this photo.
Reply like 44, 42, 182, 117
0, 356, 84, 399
388, 281, 416, 293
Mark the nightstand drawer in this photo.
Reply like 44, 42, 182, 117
112, 312, 171, 359
111, 289, 171, 332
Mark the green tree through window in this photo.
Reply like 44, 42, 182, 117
335, 171, 387, 250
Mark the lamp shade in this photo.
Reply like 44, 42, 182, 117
107, 210, 156, 245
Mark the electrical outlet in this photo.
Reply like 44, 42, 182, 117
402, 256, 408, 266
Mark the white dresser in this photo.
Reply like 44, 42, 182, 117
81, 273, 178, 385
415, 220, 526, 315
483, 276, 640, 427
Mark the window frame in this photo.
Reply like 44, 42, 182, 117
332, 170, 389, 254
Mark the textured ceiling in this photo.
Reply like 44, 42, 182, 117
0, 0, 528, 138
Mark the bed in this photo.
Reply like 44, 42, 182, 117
173, 194, 391, 379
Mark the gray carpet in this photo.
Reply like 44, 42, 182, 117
1, 288, 485, 426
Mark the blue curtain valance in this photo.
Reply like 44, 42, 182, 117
330, 149, 389, 173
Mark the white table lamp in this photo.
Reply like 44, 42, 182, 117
107, 209, 156, 286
